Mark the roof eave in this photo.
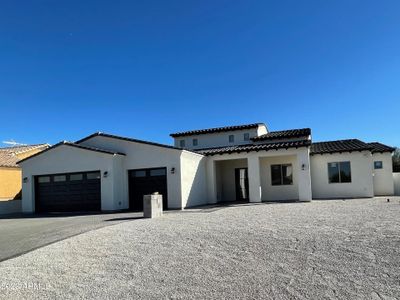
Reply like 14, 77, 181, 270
17, 141, 125, 164
200, 141, 311, 156
0, 165, 21, 169
310, 148, 373, 155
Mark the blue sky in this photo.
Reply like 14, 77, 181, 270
1, 0, 399, 147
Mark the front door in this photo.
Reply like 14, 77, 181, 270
235, 168, 249, 201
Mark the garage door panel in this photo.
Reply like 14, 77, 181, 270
129, 167, 168, 211
35, 171, 101, 213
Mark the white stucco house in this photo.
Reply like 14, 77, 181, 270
18, 123, 395, 213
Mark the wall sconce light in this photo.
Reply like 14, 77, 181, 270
103, 171, 108, 178
301, 164, 306, 171
23, 177, 28, 183
171, 167, 175, 174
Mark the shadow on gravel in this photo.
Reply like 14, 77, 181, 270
0, 211, 134, 220
312, 197, 373, 202
182, 200, 304, 214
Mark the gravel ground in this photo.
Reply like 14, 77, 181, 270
0, 197, 399, 300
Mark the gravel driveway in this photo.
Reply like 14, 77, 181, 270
0, 198, 399, 299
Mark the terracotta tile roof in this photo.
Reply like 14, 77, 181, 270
252, 128, 311, 141
310, 139, 373, 155
170, 123, 265, 138
17, 141, 126, 164
367, 142, 395, 153
196, 139, 311, 156
0, 144, 49, 168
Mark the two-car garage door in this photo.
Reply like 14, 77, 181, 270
35, 171, 101, 213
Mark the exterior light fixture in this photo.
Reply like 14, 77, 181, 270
301, 164, 306, 171
103, 171, 108, 178
23, 177, 28, 183
171, 167, 175, 174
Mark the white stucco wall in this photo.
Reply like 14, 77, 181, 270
310, 151, 374, 199
372, 152, 394, 196
173, 128, 260, 150
20, 145, 123, 213
180, 151, 207, 208
260, 155, 299, 201
112, 155, 126, 208
80, 136, 184, 209
394, 173, 400, 196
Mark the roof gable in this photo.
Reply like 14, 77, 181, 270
17, 141, 125, 164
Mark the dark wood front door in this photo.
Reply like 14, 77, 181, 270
235, 168, 249, 201
128, 167, 168, 211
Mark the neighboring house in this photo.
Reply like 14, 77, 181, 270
18, 123, 395, 213
0, 144, 49, 200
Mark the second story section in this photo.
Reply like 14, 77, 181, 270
170, 123, 268, 150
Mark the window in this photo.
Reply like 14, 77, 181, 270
179, 140, 185, 148
38, 176, 50, 183
70, 174, 83, 181
229, 135, 234, 143
328, 161, 351, 183
133, 170, 146, 177
54, 175, 66, 182
150, 168, 166, 176
374, 161, 383, 169
193, 138, 198, 146
87, 171, 101, 180
244, 133, 250, 141
271, 164, 293, 186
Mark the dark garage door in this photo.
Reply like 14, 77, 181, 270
35, 171, 101, 213
128, 167, 168, 211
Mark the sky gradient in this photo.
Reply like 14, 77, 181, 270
1, 1, 399, 147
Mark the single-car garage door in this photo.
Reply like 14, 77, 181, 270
128, 167, 168, 211
35, 171, 101, 213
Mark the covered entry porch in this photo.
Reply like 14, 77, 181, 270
214, 159, 249, 202
206, 147, 312, 203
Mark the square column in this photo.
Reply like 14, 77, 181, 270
206, 159, 218, 204
297, 148, 312, 201
248, 155, 262, 203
